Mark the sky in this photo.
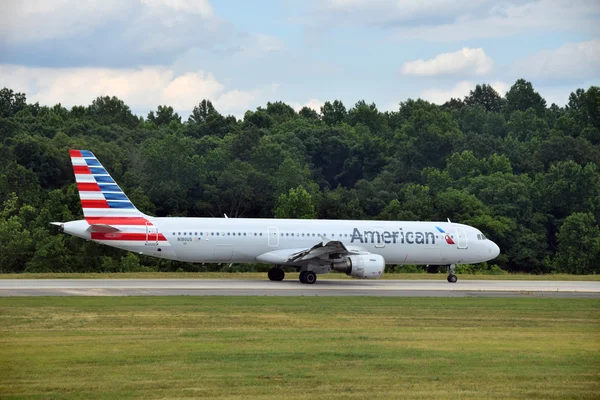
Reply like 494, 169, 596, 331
1, 0, 599, 118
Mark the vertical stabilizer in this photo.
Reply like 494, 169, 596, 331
69, 150, 147, 223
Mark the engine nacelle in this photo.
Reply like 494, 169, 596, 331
332, 254, 385, 279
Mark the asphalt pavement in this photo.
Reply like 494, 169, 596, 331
1, 279, 598, 298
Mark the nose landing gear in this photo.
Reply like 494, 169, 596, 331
447, 264, 458, 283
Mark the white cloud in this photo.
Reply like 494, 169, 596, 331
291, 99, 325, 112
324, 0, 485, 22
0, 64, 273, 116
391, 0, 599, 41
401, 48, 493, 77
0, 0, 125, 43
0, 0, 225, 59
420, 80, 508, 104
512, 39, 600, 82
317, 0, 599, 41
140, 0, 213, 16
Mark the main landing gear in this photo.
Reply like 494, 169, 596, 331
268, 266, 285, 281
447, 264, 458, 283
299, 271, 317, 284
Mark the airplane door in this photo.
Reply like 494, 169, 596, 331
456, 227, 468, 249
268, 227, 279, 247
145, 224, 158, 246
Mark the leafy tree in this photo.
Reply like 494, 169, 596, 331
0, 88, 27, 118
505, 79, 546, 116
275, 185, 317, 219
464, 84, 505, 113
188, 99, 218, 124
346, 100, 388, 134
87, 96, 139, 128
266, 101, 296, 123
299, 106, 319, 120
147, 105, 181, 126
321, 100, 347, 125
555, 213, 600, 274
1, 81, 600, 274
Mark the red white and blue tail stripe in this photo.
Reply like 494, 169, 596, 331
69, 150, 169, 245
70, 150, 143, 218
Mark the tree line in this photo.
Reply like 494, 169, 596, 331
1, 79, 599, 274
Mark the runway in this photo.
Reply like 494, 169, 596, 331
0, 279, 599, 298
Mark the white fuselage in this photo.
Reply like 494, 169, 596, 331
63, 218, 500, 266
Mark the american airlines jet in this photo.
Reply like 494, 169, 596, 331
53, 150, 500, 284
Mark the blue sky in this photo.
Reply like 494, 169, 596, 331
1, 0, 599, 118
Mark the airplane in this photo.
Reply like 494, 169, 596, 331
53, 150, 500, 284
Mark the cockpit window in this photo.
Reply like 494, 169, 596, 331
481, 233, 487, 240
477, 234, 482, 240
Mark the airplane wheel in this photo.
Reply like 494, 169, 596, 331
268, 267, 284, 281
447, 274, 458, 283
299, 271, 307, 283
304, 271, 317, 284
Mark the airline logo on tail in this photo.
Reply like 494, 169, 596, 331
70, 150, 140, 216
70, 150, 168, 244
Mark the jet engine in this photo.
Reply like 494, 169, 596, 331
332, 254, 385, 279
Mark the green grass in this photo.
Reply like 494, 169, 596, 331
1, 272, 599, 280
0, 297, 599, 399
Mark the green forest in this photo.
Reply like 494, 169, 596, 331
1, 80, 600, 274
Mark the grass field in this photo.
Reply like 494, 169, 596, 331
0, 297, 599, 399
1, 272, 599, 280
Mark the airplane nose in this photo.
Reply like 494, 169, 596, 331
489, 241, 500, 259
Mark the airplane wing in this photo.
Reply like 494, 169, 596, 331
287, 238, 350, 262
256, 237, 368, 266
